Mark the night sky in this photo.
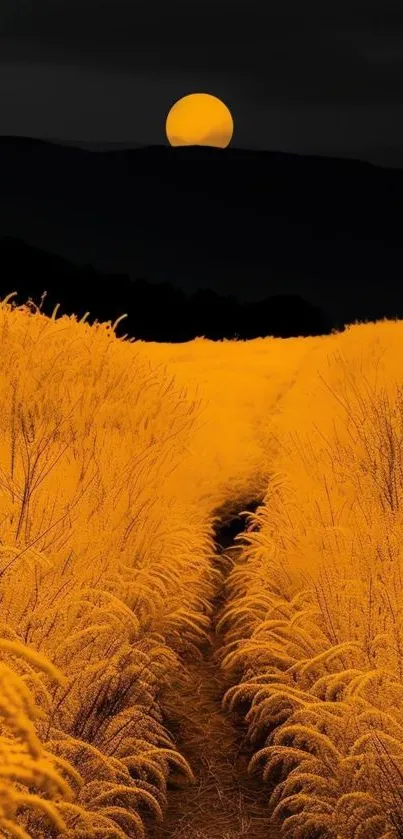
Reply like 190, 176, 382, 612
1, 0, 403, 167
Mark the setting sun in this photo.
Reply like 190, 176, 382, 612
165, 93, 234, 148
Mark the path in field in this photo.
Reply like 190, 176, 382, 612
149, 506, 278, 839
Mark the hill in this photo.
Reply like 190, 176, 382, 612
0, 136, 402, 325
0, 235, 335, 340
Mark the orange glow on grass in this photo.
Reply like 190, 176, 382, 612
2, 288, 403, 838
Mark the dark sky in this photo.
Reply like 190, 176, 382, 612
1, 0, 403, 166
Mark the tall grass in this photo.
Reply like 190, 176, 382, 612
218, 320, 403, 839
3, 290, 403, 839
0, 294, 219, 838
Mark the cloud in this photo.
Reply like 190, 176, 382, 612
170, 128, 232, 147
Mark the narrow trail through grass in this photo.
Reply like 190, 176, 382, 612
149, 508, 278, 839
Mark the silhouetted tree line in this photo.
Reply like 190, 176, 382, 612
0, 236, 341, 340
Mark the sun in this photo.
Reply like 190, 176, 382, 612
165, 93, 234, 148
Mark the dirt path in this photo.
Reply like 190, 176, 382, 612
149, 538, 278, 839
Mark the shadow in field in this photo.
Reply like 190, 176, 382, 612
149, 497, 276, 839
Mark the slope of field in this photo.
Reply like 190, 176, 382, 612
135, 334, 321, 515
1, 288, 402, 839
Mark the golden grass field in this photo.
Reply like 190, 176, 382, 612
0, 290, 402, 839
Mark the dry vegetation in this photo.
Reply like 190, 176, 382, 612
0, 289, 402, 838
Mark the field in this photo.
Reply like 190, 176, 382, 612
0, 291, 402, 839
